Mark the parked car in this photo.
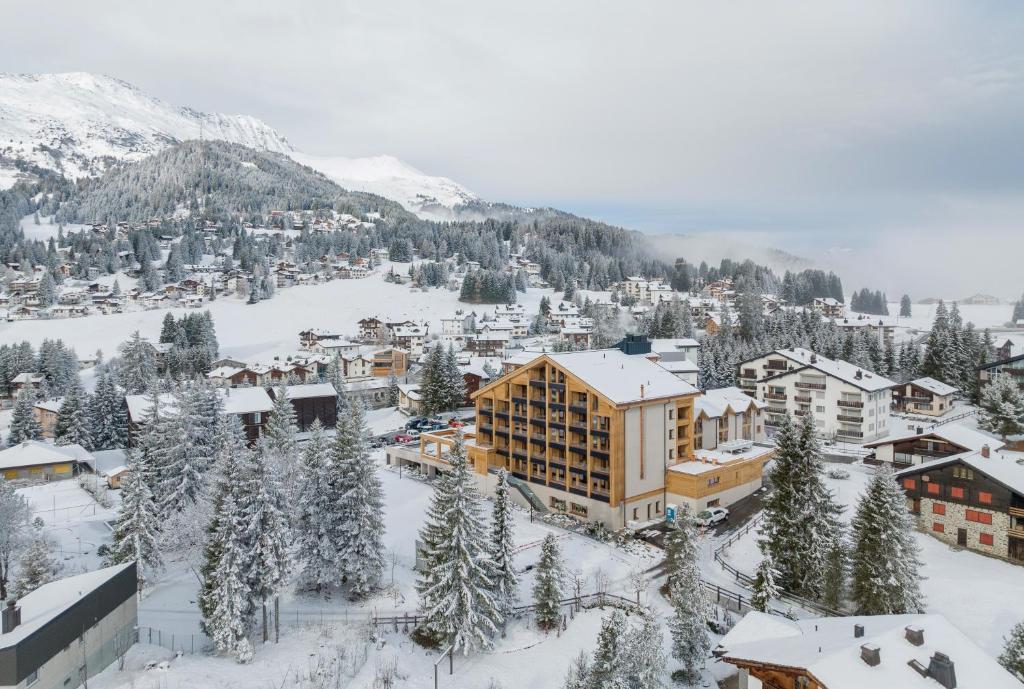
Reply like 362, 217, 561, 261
369, 437, 388, 449
393, 433, 415, 443
693, 507, 729, 528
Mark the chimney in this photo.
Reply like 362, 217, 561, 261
810, 354, 817, 364
1, 600, 21, 634
905, 625, 924, 646
854, 624, 865, 638
855, 370, 863, 380
640, 384, 645, 399
981, 445, 990, 458
928, 652, 957, 689
860, 643, 881, 667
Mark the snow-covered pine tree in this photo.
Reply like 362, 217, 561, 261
900, 294, 912, 317
821, 539, 848, 611
418, 345, 443, 416
561, 651, 590, 689
416, 433, 500, 652
326, 354, 348, 411
334, 400, 385, 597
294, 420, 337, 592
750, 553, 780, 613
623, 614, 667, 689
245, 443, 291, 639
386, 372, 400, 407
209, 486, 257, 663
117, 331, 157, 394
12, 535, 60, 599
54, 376, 91, 448
663, 512, 698, 594
999, 620, 1024, 681
533, 534, 564, 631
978, 374, 1024, 439
157, 385, 206, 517
262, 386, 300, 506
108, 448, 162, 590
588, 610, 627, 688
89, 368, 128, 450
8, 388, 43, 445
668, 510, 711, 685
849, 464, 924, 615
490, 469, 518, 616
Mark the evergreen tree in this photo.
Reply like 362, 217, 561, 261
54, 377, 91, 448
12, 535, 59, 599
386, 372, 401, 407
533, 534, 564, 631
118, 331, 157, 394
158, 385, 207, 516
245, 444, 291, 636
442, 344, 466, 410
1013, 293, 1024, 326
89, 369, 128, 449
998, 620, 1024, 681
562, 651, 591, 689
978, 374, 1024, 439
849, 465, 924, 615
750, 553, 780, 613
663, 513, 697, 594
334, 400, 385, 597
0, 479, 32, 600
416, 433, 501, 653
900, 294, 912, 318
108, 449, 162, 589
209, 485, 257, 663
294, 420, 336, 592
8, 388, 43, 445
262, 386, 300, 504
588, 610, 628, 689
490, 470, 518, 617
668, 510, 710, 685
623, 615, 667, 689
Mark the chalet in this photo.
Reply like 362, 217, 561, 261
891, 377, 958, 416
392, 326, 427, 355
463, 334, 507, 358
996, 338, 1014, 361
560, 327, 592, 349
342, 353, 374, 379
32, 399, 63, 438
811, 297, 845, 318
898, 446, 1024, 563
269, 383, 337, 431
864, 423, 1004, 467
441, 312, 476, 337
344, 376, 393, 410
298, 328, 345, 349
0, 441, 92, 481
978, 353, 1024, 393
397, 383, 423, 415
358, 317, 387, 341
716, 611, 1019, 689
311, 338, 361, 357
10, 373, 45, 395
370, 247, 390, 264
206, 365, 256, 387
125, 387, 273, 443
0, 563, 138, 689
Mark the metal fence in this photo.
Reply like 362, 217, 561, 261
137, 626, 213, 655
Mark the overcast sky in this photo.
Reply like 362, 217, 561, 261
4, 1, 1023, 297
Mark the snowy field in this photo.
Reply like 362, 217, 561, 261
0, 262, 553, 361
717, 461, 1024, 655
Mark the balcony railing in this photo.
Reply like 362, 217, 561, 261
836, 428, 863, 439
794, 381, 827, 390
837, 414, 863, 423
837, 399, 864, 409
765, 393, 787, 401
793, 409, 810, 417
794, 395, 812, 404
766, 407, 788, 415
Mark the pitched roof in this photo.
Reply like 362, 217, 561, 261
910, 377, 958, 396
864, 423, 1003, 453
696, 386, 766, 418
278, 383, 337, 400
541, 349, 698, 405
0, 441, 92, 470
896, 449, 1024, 496
125, 387, 273, 421
718, 612, 1019, 689
765, 348, 896, 392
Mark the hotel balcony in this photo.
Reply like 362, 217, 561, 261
838, 399, 864, 409
837, 414, 863, 423
794, 395, 812, 404
765, 392, 787, 401
794, 381, 827, 390
836, 428, 864, 439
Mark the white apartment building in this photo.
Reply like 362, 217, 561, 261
737, 347, 896, 442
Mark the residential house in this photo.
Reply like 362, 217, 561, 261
269, 383, 337, 431
371, 348, 409, 377
737, 348, 896, 442
298, 328, 345, 349
32, 399, 62, 438
357, 317, 386, 341
441, 311, 475, 337
0, 563, 138, 689
716, 611, 1019, 689
834, 315, 897, 347
311, 338, 361, 357
865, 423, 1004, 467
897, 446, 1024, 564
125, 387, 273, 444
978, 353, 1024, 393
10, 373, 44, 395
811, 297, 845, 318
892, 377, 958, 416
0, 441, 92, 481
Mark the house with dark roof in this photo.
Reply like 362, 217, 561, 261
978, 353, 1024, 393
864, 423, 1003, 467
896, 447, 1024, 564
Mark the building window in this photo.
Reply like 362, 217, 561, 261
926, 483, 940, 495
980, 533, 994, 546
26, 670, 38, 686
950, 487, 965, 499
669, 449, 675, 459
707, 476, 721, 487
966, 509, 993, 525
668, 409, 674, 420
933, 522, 944, 533
632, 508, 639, 520
979, 491, 993, 504
902, 479, 916, 490
932, 503, 945, 515
953, 466, 974, 480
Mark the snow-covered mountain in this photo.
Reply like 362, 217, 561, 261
0, 72, 478, 218
0, 72, 292, 179
291, 152, 478, 220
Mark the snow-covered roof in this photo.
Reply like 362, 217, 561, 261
11, 373, 44, 384
696, 386, 765, 418
279, 383, 337, 400
85, 448, 129, 476
503, 351, 544, 368
648, 338, 700, 352
125, 387, 273, 421
32, 397, 64, 413
657, 359, 699, 375
0, 563, 135, 648
543, 350, 698, 405
717, 611, 1019, 689
910, 376, 958, 396
896, 449, 1024, 496
864, 423, 1003, 453
207, 365, 243, 379
769, 348, 896, 392
0, 441, 92, 470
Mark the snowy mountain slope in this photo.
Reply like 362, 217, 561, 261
290, 152, 478, 219
0, 72, 478, 219
0, 72, 293, 181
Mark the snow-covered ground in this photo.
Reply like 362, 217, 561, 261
717, 460, 1024, 655
0, 262, 552, 362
